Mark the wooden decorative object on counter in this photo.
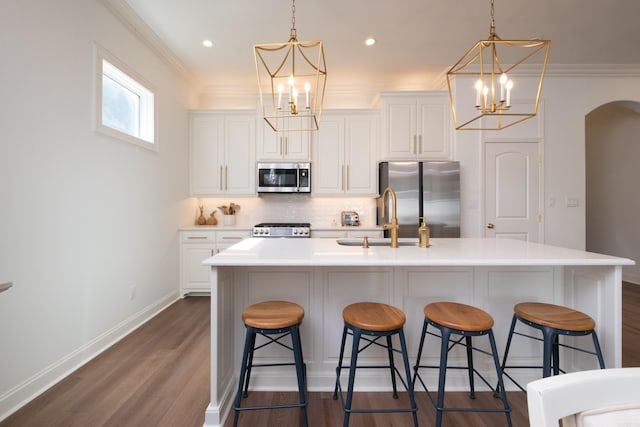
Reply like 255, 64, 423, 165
196, 205, 206, 225
206, 211, 217, 225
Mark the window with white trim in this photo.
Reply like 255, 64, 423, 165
95, 47, 157, 151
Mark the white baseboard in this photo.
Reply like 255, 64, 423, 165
0, 290, 179, 422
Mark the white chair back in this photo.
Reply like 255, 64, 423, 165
527, 368, 640, 427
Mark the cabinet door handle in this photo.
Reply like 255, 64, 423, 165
418, 135, 423, 154
342, 165, 346, 191
345, 165, 349, 191
413, 135, 417, 154
225, 166, 228, 191
284, 136, 288, 156
220, 165, 224, 191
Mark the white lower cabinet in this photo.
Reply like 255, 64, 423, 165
179, 229, 251, 296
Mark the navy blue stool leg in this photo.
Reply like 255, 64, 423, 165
488, 329, 513, 427
291, 325, 308, 427
412, 317, 429, 388
592, 331, 606, 369
465, 335, 476, 399
234, 326, 256, 427
242, 331, 257, 398
542, 327, 556, 378
398, 328, 419, 427
435, 326, 451, 427
333, 325, 349, 399
296, 327, 308, 394
386, 335, 399, 398
552, 333, 560, 376
343, 328, 362, 427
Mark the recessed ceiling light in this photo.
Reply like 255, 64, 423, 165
365, 38, 376, 46
202, 40, 214, 48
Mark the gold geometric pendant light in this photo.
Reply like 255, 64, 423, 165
447, 0, 550, 130
254, 0, 327, 132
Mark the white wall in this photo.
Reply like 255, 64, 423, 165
586, 103, 640, 284
0, 0, 195, 419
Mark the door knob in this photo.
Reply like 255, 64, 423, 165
487, 223, 495, 229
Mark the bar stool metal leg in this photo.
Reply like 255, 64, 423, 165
334, 301, 418, 427
414, 302, 512, 427
234, 301, 307, 427
499, 302, 606, 393
333, 325, 349, 400
386, 335, 399, 399
291, 325, 308, 426
435, 327, 451, 427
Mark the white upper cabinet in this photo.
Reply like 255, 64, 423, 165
379, 91, 451, 160
190, 111, 256, 196
312, 110, 378, 196
257, 118, 310, 161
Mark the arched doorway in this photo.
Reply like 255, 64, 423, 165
585, 101, 640, 284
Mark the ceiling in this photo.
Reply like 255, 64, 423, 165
119, 0, 640, 94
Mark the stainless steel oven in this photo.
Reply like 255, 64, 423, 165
257, 162, 310, 193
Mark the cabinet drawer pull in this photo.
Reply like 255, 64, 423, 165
221, 236, 242, 240
187, 236, 208, 240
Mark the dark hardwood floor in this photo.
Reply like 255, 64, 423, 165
2, 282, 638, 427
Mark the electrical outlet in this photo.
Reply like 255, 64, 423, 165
566, 197, 580, 208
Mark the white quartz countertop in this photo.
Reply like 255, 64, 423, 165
202, 238, 635, 267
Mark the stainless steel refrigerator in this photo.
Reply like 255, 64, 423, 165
378, 161, 460, 238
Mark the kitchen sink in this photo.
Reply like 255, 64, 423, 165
336, 238, 420, 247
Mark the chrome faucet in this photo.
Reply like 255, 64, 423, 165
381, 187, 399, 248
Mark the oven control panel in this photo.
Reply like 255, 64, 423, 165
252, 223, 311, 238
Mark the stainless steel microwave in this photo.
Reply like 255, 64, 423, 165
257, 162, 311, 193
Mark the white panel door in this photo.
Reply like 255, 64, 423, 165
485, 141, 542, 241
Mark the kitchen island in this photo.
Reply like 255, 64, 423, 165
202, 237, 634, 427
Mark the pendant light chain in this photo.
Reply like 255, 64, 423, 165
290, 0, 297, 39
489, 0, 496, 38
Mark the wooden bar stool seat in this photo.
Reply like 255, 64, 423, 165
499, 302, 605, 393
515, 302, 596, 331
233, 301, 307, 427
413, 302, 512, 427
242, 300, 304, 329
333, 302, 418, 427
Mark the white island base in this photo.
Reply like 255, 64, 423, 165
202, 238, 634, 427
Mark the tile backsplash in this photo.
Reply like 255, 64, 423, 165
193, 195, 379, 227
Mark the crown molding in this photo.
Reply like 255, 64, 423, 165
545, 64, 640, 77
99, 0, 199, 89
